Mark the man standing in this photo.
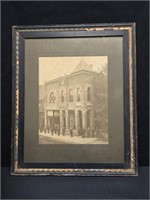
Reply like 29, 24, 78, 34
47, 125, 50, 134
51, 125, 54, 135
87, 127, 91, 138
77, 125, 81, 136
62, 126, 65, 136
70, 126, 73, 137
82, 128, 86, 138
58, 125, 60, 136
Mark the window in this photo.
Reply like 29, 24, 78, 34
69, 89, 73, 102
49, 92, 56, 103
77, 88, 81, 101
61, 90, 64, 102
87, 87, 91, 101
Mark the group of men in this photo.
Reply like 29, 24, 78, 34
77, 126, 100, 138
40, 124, 101, 138
44, 124, 61, 136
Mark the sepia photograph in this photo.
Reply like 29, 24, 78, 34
11, 24, 137, 176
39, 56, 108, 145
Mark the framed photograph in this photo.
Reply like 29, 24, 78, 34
11, 23, 137, 176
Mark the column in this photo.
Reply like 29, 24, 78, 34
60, 110, 63, 134
75, 110, 79, 130
44, 109, 47, 127
65, 110, 69, 129
82, 110, 87, 130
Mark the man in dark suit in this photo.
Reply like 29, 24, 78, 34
70, 126, 73, 137
82, 128, 86, 138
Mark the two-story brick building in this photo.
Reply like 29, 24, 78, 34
42, 59, 104, 135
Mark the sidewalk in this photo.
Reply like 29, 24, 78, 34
39, 132, 108, 144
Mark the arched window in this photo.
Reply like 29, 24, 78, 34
87, 87, 91, 101
69, 89, 73, 102
61, 90, 64, 102
77, 88, 81, 101
49, 92, 55, 103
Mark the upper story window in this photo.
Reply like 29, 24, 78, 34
61, 90, 64, 102
69, 89, 73, 102
87, 87, 91, 101
77, 88, 81, 101
49, 92, 56, 103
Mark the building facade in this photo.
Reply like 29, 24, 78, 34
42, 59, 105, 135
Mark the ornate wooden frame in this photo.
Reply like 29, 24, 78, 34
11, 23, 137, 176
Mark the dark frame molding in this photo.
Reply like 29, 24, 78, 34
11, 23, 137, 176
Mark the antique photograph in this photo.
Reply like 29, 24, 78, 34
11, 24, 137, 176
39, 56, 108, 144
